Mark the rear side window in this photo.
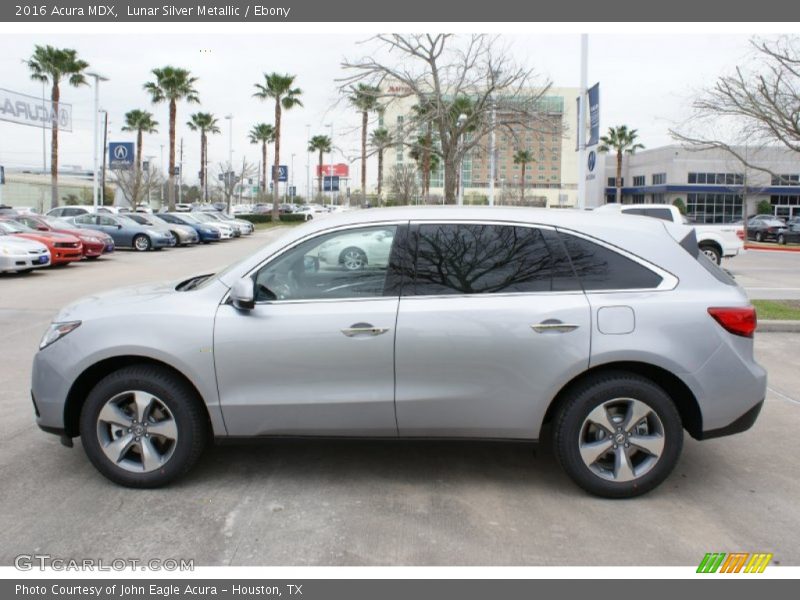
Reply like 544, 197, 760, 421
410, 223, 579, 295
622, 207, 674, 221
557, 231, 663, 290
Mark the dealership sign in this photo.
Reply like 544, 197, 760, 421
108, 142, 135, 170
317, 163, 349, 177
0, 87, 72, 131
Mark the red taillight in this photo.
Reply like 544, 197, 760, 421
736, 230, 744, 240
708, 307, 757, 338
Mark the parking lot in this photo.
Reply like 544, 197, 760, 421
1, 233, 798, 566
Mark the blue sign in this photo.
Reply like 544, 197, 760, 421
273, 165, 288, 182
323, 176, 340, 192
289, 185, 296, 197
109, 142, 134, 170
587, 150, 596, 172
587, 83, 600, 147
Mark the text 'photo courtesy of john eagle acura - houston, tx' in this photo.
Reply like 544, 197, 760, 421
31, 207, 766, 498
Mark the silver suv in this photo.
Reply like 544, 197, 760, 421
32, 207, 766, 497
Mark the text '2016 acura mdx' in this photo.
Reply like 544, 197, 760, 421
31, 207, 767, 497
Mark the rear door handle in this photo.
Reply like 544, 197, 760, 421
531, 321, 580, 333
341, 323, 390, 337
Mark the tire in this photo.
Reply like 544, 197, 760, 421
79, 365, 208, 488
778, 234, 786, 245
15, 269, 33, 274
132, 234, 151, 252
553, 372, 683, 498
86, 255, 100, 261
755, 231, 763, 243
699, 243, 722, 265
339, 247, 368, 271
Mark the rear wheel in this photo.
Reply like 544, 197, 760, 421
339, 247, 367, 271
699, 243, 722, 265
132, 234, 151, 252
79, 365, 207, 488
553, 372, 683, 498
755, 231, 764, 242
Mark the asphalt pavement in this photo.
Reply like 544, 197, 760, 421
0, 229, 798, 566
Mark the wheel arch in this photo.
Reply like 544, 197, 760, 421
542, 361, 703, 439
63, 355, 212, 438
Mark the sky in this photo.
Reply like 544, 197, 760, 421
0, 32, 757, 192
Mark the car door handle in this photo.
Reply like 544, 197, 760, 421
341, 323, 390, 337
531, 321, 580, 333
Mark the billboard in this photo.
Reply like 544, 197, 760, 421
587, 83, 600, 147
273, 165, 288, 182
108, 142, 135, 170
323, 176, 340, 192
0, 87, 72, 131
317, 163, 349, 177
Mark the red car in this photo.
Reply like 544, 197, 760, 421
12, 214, 114, 259
0, 219, 83, 265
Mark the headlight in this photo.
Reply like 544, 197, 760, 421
39, 321, 81, 350
1, 247, 9, 255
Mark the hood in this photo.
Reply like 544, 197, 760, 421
23, 231, 79, 243
57, 279, 182, 322
0, 235, 48, 252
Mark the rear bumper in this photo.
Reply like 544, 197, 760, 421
697, 400, 763, 440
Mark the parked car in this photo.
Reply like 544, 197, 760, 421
0, 230, 50, 273
47, 205, 118, 218
12, 214, 115, 260
32, 207, 766, 497
125, 213, 199, 246
231, 204, 254, 215
13, 206, 39, 215
158, 212, 222, 243
174, 203, 194, 212
595, 203, 743, 265
0, 204, 19, 215
0, 219, 83, 265
746, 216, 787, 242
777, 217, 800, 245
70, 213, 175, 251
315, 228, 394, 271
202, 211, 254, 235
189, 212, 237, 238
252, 203, 271, 215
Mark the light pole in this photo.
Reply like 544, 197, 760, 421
290, 153, 295, 203
325, 123, 334, 206
305, 124, 311, 202
86, 71, 108, 213
144, 155, 156, 208
457, 113, 467, 206
577, 33, 589, 210
225, 114, 233, 168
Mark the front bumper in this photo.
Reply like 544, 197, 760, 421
151, 235, 176, 248
0, 251, 50, 272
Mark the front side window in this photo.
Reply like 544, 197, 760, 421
74, 214, 95, 225
98, 215, 117, 226
253, 225, 398, 302
410, 223, 579, 296
558, 232, 663, 290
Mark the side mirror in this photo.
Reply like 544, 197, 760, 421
231, 277, 255, 311
117, 224, 123, 229
37, 226, 48, 231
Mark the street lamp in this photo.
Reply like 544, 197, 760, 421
324, 123, 334, 206
290, 153, 295, 203
86, 71, 108, 213
456, 113, 467, 206
305, 124, 311, 201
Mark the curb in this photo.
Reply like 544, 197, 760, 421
758, 320, 800, 333
745, 244, 800, 253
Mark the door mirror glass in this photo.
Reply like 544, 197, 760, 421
304, 255, 319, 273
231, 277, 256, 310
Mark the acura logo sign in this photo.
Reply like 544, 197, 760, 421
587, 150, 596, 172
113, 145, 129, 160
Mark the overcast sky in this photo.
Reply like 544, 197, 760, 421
0, 32, 757, 190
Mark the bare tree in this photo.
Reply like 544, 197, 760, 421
670, 35, 800, 183
215, 159, 257, 212
388, 165, 420, 204
113, 165, 164, 209
340, 34, 553, 203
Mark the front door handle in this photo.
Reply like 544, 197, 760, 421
531, 320, 580, 333
341, 322, 390, 337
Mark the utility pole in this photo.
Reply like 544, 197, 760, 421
100, 110, 108, 206
305, 124, 311, 201
577, 33, 589, 210
86, 71, 108, 212
178, 137, 184, 203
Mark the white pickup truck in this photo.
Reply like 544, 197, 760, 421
595, 203, 744, 265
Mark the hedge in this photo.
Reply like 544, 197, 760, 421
237, 213, 308, 224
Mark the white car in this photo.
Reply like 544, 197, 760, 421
0, 233, 51, 273
191, 213, 236, 239
316, 227, 395, 270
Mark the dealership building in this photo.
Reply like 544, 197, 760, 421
588, 145, 800, 223
378, 86, 580, 207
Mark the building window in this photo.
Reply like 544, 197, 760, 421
688, 172, 744, 185
632, 175, 645, 186
631, 194, 645, 204
652, 173, 666, 185
652, 193, 666, 204
686, 193, 743, 223
607, 177, 623, 187
771, 174, 800, 186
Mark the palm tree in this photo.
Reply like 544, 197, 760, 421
26, 45, 89, 209
348, 84, 381, 201
144, 67, 200, 211
308, 135, 332, 198
598, 125, 645, 204
512, 150, 535, 204
121, 110, 159, 206
410, 135, 441, 200
187, 113, 220, 203
369, 128, 393, 199
248, 123, 276, 195
254, 73, 303, 220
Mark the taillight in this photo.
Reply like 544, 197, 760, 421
736, 230, 744, 240
708, 307, 757, 338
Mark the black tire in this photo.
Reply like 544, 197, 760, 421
778, 234, 786, 245
79, 365, 208, 488
755, 231, 763, 242
15, 269, 33, 274
553, 372, 683, 498
86, 255, 100, 261
339, 247, 368, 271
699, 243, 722, 265
132, 234, 151, 252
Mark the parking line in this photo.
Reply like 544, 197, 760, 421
768, 386, 800, 406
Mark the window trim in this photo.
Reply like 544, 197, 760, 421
405, 219, 677, 298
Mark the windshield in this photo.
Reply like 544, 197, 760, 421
192, 213, 215, 223
45, 217, 77, 230
0, 221, 31, 234
175, 213, 199, 223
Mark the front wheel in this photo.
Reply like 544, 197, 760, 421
553, 372, 683, 498
699, 244, 722, 265
132, 234, 151, 252
79, 365, 208, 488
755, 231, 764, 243
778, 234, 786, 245
340, 247, 367, 271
